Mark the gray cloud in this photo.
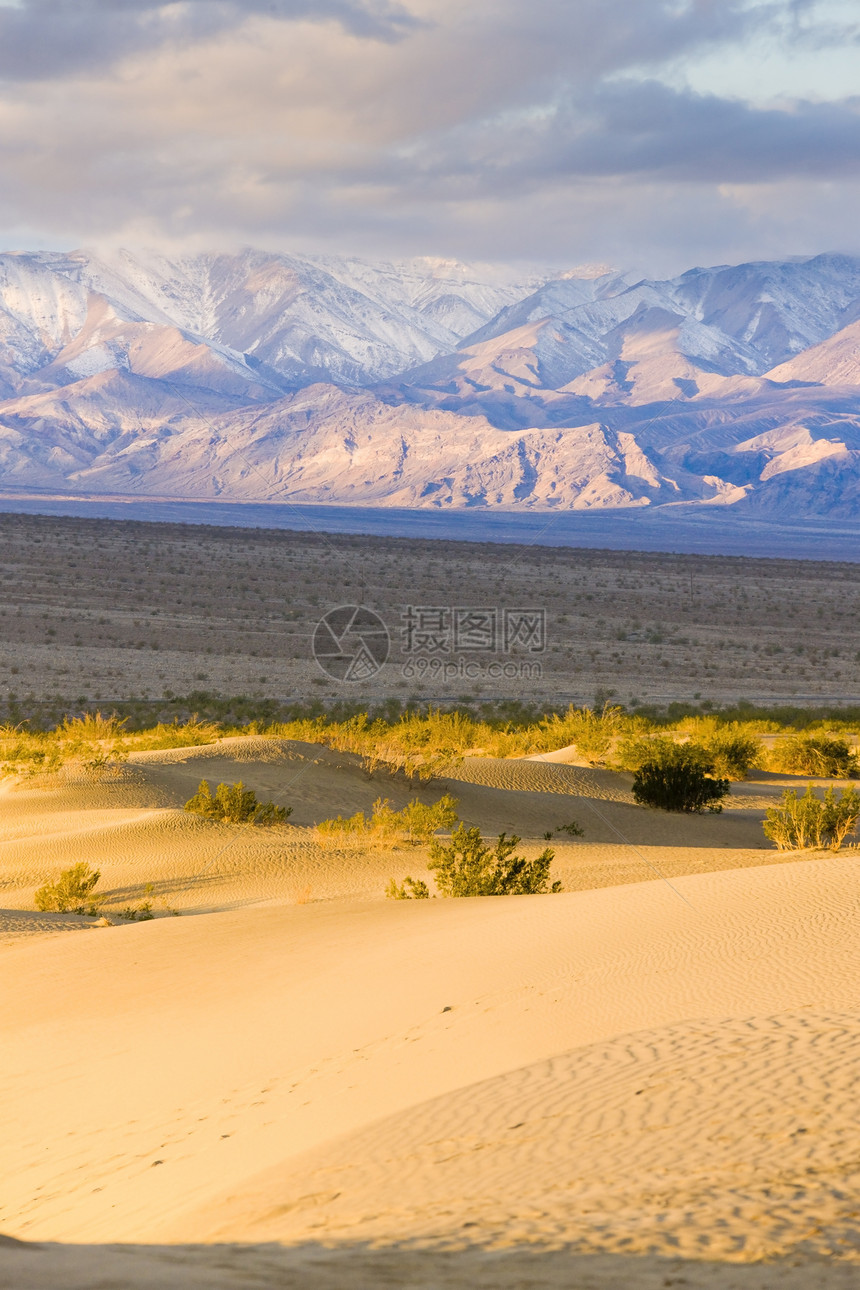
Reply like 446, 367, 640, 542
0, 0, 857, 271
384, 82, 860, 192
0, 0, 418, 79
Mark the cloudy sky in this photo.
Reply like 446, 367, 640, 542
0, 0, 858, 272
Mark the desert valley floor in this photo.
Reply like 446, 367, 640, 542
0, 511, 859, 711
2, 513, 860, 1289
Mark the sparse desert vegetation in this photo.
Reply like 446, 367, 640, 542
318, 793, 458, 846
8, 701, 857, 935
388, 824, 560, 898
1, 511, 860, 714
763, 785, 860, 851
34, 861, 102, 915
4, 698, 860, 788
0, 713, 223, 778
184, 779, 292, 825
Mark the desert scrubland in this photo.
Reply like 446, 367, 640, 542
2, 514, 860, 1288
0, 511, 859, 710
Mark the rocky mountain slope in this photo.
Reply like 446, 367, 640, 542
1, 248, 859, 517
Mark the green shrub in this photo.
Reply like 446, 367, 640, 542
632, 741, 729, 813
35, 862, 101, 914
701, 727, 762, 780
386, 825, 561, 900
118, 901, 154, 921
393, 794, 459, 843
318, 793, 459, 846
385, 876, 431, 900
769, 735, 858, 778
763, 785, 860, 851
129, 718, 221, 751
540, 704, 627, 764
184, 779, 291, 825
427, 824, 561, 897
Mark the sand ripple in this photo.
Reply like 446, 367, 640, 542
253, 1010, 860, 1263
450, 757, 636, 802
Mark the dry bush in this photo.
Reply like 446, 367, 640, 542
128, 718, 221, 751
317, 793, 459, 848
679, 719, 762, 780
58, 713, 129, 770
763, 785, 860, 851
768, 735, 858, 778
536, 704, 631, 764
388, 825, 560, 899
0, 712, 128, 777
59, 712, 125, 743
0, 725, 60, 778
333, 711, 474, 780
35, 862, 101, 914
0, 712, 224, 778
184, 779, 291, 825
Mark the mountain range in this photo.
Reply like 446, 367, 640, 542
1, 247, 859, 517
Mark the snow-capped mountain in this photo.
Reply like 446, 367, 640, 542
1, 247, 860, 518
0, 248, 546, 394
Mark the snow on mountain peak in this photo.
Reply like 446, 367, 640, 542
2, 247, 860, 517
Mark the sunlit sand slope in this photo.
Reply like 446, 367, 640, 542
2, 856, 859, 1269
218, 1011, 860, 1263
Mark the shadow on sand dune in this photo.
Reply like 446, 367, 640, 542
2, 1236, 858, 1290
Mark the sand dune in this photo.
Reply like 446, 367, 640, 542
210, 1010, 860, 1262
2, 737, 858, 1286
6, 1239, 860, 1290
451, 754, 636, 799
0, 737, 792, 944
2, 854, 860, 1287
0, 909, 96, 942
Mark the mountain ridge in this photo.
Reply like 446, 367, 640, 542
1, 248, 859, 518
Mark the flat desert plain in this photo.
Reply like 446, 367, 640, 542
3, 727, 860, 1288
0, 511, 859, 710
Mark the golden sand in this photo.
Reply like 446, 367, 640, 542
2, 737, 858, 1287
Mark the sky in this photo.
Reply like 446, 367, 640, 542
0, 0, 858, 274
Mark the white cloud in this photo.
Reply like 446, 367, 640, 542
0, 0, 858, 270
